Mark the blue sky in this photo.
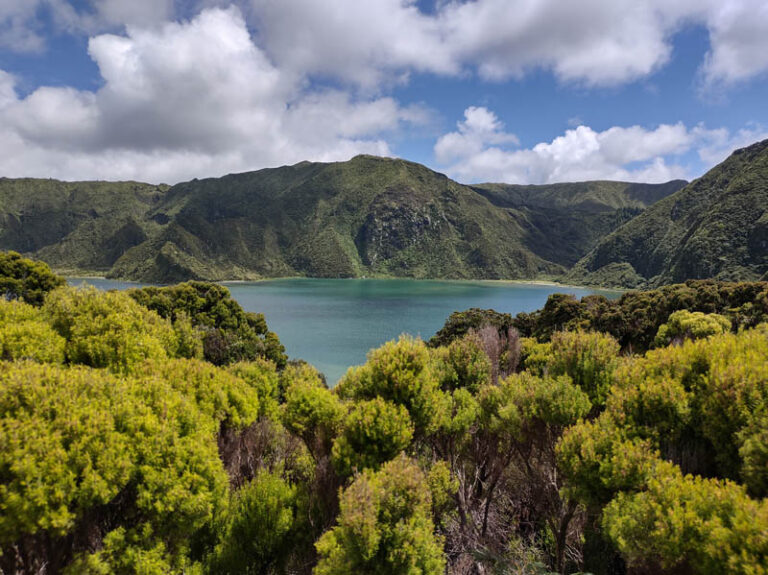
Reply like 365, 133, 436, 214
0, 0, 766, 184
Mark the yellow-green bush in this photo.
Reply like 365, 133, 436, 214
603, 463, 768, 575
207, 470, 305, 575
0, 299, 65, 363
228, 359, 281, 420
331, 397, 414, 477
481, 372, 591, 440
44, 286, 179, 373
0, 359, 257, 571
315, 455, 445, 575
548, 330, 620, 407
654, 309, 731, 347
336, 335, 448, 435
559, 325, 768, 571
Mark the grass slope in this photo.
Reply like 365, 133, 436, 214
0, 156, 682, 283
0, 178, 168, 274
472, 180, 685, 267
567, 139, 768, 288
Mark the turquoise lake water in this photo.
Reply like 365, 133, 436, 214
69, 278, 619, 384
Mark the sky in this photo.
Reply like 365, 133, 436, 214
0, 0, 766, 185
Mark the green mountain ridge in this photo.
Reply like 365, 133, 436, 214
472, 179, 687, 267
567, 139, 768, 288
0, 156, 684, 283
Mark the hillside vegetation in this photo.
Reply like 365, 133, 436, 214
568, 139, 768, 288
2, 253, 768, 574
0, 156, 682, 283
472, 179, 685, 267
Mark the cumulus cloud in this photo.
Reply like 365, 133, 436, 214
692, 124, 768, 165
436, 0, 677, 86
701, 0, 768, 86
0, 7, 423, 183
434, 106, 519, 164
0, 0, 47, 52
249, 0, 454, 90
434, 106, 764, 184
245, 0, 768, 88
0, 1, 766, 184
0, 0, 175, 49
4, 0, 768, 88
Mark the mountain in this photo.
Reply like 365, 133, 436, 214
471, 180, 686, 267
567, 139, 768, 288
0, 178, 168, 274
0, 156, 682, 283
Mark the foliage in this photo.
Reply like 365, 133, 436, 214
332, 398, 414, 477
436, 333, 493, 393
0, 299, 65, 363
207, 470, 304, 575
603, 463, 768, 574
66, 525, 196, 575
547, 330, 619, 407
283, 370, 344, 453
228, 359, 281, 420
654, 309, 731, 346
482, 373, 591, 440
557, 418, 659, 507
0, 250, 65, 305
129, 281, 287, 367
43, 285, 179, 373
2, 277, 768, 574
431, 308, 516, 348
337, 335, 448, 435
314, 454, 445, 575
558, 325, 768, 572
0, 361, 243, 573
507, 279, 768, 352
568, 138, 768, 287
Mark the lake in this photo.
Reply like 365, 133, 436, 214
68, 278, 619, 384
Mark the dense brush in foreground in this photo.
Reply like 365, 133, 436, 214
1, 253, 768, 574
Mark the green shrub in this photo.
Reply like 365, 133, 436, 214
44, 286, 178, 373
548, 330, 619, 407
331, 398, 414, 477
654, 309, 731, 347
0, 251, 65, 306
207, 471, 304, 575
315, 455, 445, 575
129, 282, 287, 367
0, 299, 65, 363
337, 335, 448, 435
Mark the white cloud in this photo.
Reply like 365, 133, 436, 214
4, 1, 768, 89
0, 7, 422, 183
0, 0, 47, 52
434, 106, 518, 164
433, 107, 761, 184
0, 2, 765, 185
436, 0, 677, 86
246, 0, 768, 89
249, 0, 455, 90
693, 124, 768, 166
87, 0, 174, 29
701, 0, 768, 86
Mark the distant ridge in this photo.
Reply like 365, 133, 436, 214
0, 155, 684, 283
567, 139, 768, 288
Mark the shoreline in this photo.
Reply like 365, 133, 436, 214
63, 273, 625, 292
